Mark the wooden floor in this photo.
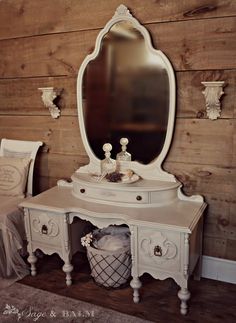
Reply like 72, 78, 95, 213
19, 252, 236, 323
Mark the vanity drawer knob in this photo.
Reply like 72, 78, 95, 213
136, 195, 142, 201
80, 188, 85, 193
154, 245, 162, 257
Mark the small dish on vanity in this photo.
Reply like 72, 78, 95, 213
90, 170, 140, 184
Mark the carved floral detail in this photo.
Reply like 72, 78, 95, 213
114, 4, 132, 17
201, 81, 225, 120
32, 216, 59, 237
141, 231, 178, 261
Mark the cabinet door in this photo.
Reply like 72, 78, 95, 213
29, 210, 62, 246
138, 227, 181, 274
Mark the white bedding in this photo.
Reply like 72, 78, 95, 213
0, 196, 29, 288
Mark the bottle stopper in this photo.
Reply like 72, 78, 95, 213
102, 143, 112, 158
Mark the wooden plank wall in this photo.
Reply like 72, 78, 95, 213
0, 0, 235, 260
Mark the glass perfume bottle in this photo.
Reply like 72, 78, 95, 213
116, 138, 131, 161
101, 143, 116, 175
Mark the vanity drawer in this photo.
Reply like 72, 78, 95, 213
74, 183, 149, 204
138, 227, 181, 272
29, 209, 62, 246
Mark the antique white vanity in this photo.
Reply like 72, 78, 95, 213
20, 5, 206, 315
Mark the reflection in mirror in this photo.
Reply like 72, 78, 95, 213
83, 21, 169, 164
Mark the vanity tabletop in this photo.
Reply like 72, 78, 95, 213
20, 186, 206, 233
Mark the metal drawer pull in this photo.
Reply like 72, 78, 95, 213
80, 188, 85, 193
41, 224, 48, 235
154, 245, 162, 257
136, 195, 142, 201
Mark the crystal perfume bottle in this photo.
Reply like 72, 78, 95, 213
116, 138, 131, 161
101, 143, 116, 175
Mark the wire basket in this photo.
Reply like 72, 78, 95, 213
86, 244, 131, 288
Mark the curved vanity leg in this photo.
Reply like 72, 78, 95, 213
28, 252, 37, 276
178, 287, 191, 315
130, 276, 142, 303
62, 260, 73, 286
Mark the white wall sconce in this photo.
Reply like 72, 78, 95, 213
201, 81, 225, 120
38, 87, 63, 119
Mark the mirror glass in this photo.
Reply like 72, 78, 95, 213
82, 21, 169, 164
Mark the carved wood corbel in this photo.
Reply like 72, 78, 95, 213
38, 87, 63, 119
201, 81, 225, 120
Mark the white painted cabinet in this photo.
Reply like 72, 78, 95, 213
21, 4, 207, 315
21, 185, 205, 315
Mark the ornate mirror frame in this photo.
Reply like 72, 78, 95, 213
76, 5, 176, 182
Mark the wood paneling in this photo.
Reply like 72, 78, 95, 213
164, 162, 236, 197
0, 0, 235, 40
0, 16, 235, 78
148, 16, 236, 71
0, 76, 77, 116
1, 70, 235, 118
0, 30, 98, 78
167, 119, 235, 166
0, 115, 86, 154
164, 161, 236, 259
176, 70, 236, 118
203, 236, 227, 258
0, 0, 235, 261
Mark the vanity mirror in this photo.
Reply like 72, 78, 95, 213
21, 5, 206, 314
75, 4, 175, 182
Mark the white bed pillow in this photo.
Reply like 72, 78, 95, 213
0, 156, 31, 197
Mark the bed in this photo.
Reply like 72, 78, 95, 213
0, 138, 42, 288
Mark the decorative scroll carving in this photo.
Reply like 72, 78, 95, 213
114, 4, 132, 17
201, 81, 225, 120
38, 87, 62, 119
141, 231, 178, 261
32, 216, 59, 237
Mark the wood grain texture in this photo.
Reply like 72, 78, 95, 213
0, 0, 235, 40
148, 16, 236, 71
0, 16, 235, 78
0, 0, 235, 261
203, 236, 227, 258
0, 76, 77, 116
176, 70, 236, 118
226, 239, 236, 260
0, 30, 98, 78
35, 153, 89, 179
164, 161, 236, 260
166, 119, 235, 166
0, 70, 235, 118
164, 162, 236, 196
0, 115, 87, 154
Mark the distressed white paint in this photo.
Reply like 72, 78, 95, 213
38, 87, 62, 119
201, 81, 225, 120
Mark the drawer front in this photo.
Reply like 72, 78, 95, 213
74, 183, 149, 204
29, 210, 62, 246
138, 227, 181, 272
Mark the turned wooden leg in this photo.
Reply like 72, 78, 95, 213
27, 252, 37, 276
62, 261, 73, 286
130, 276, 142, 303
178, 287, 191, 315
